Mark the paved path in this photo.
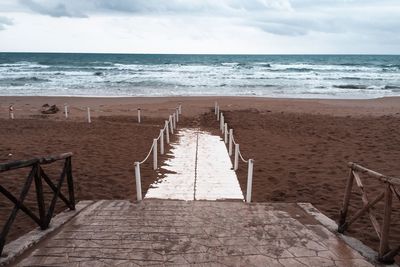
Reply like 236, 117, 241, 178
146, 129, 244, 201
13, 200, 375, 267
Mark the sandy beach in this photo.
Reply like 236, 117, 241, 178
1, 96, 400, 259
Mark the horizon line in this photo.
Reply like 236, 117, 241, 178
0, 51, 399, 56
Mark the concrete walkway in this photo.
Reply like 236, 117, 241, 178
145, 129, 244, 201
13, 200, 376, 267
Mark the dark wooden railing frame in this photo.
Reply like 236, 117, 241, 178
0, 153, 75, 257
338, 162, 400, 263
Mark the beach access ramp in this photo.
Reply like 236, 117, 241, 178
2, 199, 381, 266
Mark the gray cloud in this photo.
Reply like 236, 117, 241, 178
15, 0, 292, 16
19, 0, 87, 18
0, 16, 13, 30
5, 0, 400, 39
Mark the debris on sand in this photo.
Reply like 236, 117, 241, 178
41, 104, 59, 114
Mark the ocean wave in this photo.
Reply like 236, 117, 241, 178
384, 85, 400, 90
339, 77, 362, 80
253, 62, 272, 67
113, 80, 185, 88
220, 62, 252, 69
333, 84, 367, 89
382, 64, 400, 69
0, 61, 49, 69
0, 76, 50, 86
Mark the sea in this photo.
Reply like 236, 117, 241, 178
0, 53, 399, 99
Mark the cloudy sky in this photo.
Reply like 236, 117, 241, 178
0, 0, 399, 54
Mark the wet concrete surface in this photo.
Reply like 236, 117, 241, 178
13, 200, 376, 266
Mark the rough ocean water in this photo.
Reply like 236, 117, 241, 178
0, 53, 399, 99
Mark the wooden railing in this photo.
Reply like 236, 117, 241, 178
0, 153, 75, 257
338, 162, 400, 263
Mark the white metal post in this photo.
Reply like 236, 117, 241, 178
137, 108, 141, 123
234, 144, 239, 171
214, 102, 217, 114
9, 105, 14, 120
217, 106, 220, 121
165, 120, 170, 144
176, 108, 179, 122
169, 115, 174, 134
228, 129, 233, 156
64, 104, 68, 119
246, 159, 254, 203
178, 103, 182, 114
134, 162, 142, 201
173, 112, 176, 129
220, 114, 224, 133
153, 139, 157, 170
224, 123, 228, 144
160, 129, 164, 155
87, 107, 91, 123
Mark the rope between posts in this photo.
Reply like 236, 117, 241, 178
231, 131, 248, 163
137, 105, 180, 165
138, 119, 164, 164
232, 134, 238, 146
238, 149, 248, 163
156, 130, 162, 141
139, 141, 155, 164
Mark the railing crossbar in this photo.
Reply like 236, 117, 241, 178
40, 167, 73, 209
0, 153, 75, 257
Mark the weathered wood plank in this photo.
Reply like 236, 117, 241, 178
348, 162, 400, 186
346, 191, 384, 228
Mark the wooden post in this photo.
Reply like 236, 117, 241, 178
160, 129, 164, 155
153, 139, 157, 170
64, 104, 68, 119
176, 108, 179, 122
228, 129, 233, 156
87, 107, 91, 123
246, 159, 254, 203
66, 157, 75, 210
9, 105, 14, 120
224, 123, 228, 144
33, 163, 46, 228
134, 162, 142, 201
178, 103, 182, 114
165, 120, 170, 144
217, 106, 220, 121
169, 115, 174, 134
234, 144, 239, 171
137, 108, 141, 123
338, 169, 354, 232
379, 183, 393, 261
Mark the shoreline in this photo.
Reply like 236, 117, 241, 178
0, 94, 397, 99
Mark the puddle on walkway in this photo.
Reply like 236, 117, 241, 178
145, 128, 244, 201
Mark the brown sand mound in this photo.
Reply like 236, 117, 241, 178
200, 109, 400, 259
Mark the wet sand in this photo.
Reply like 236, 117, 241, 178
1, 96, 400, 260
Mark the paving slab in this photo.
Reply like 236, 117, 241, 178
11, 200, 378, 266
146, 129, 243, 201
